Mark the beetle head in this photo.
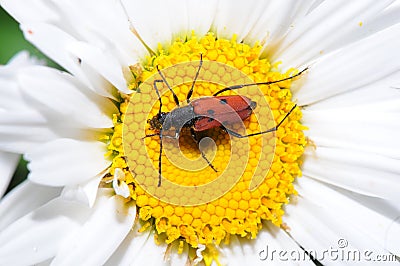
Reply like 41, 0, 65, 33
148, 112, 167, 130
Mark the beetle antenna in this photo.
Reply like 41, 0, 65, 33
153, 80, 165, 115
213, 67, 308, 96
187, 54, 203, 103
275, 104, 297, 129
156, 65, 180, 106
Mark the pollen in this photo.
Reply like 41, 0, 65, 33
105, 33, 306, 259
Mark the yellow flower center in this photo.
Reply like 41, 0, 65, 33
104, 33, 306, 256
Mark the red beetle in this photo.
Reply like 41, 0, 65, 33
145, 54, 307, 186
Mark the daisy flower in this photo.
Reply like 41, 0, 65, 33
0, 52, 44, 197
1, 0, 400, 265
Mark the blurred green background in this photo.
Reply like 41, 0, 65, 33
0, 6, 53, 193
1, 7, 37, 63
0, 6, 58, 65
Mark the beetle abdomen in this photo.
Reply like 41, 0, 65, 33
191, 95, 256, 131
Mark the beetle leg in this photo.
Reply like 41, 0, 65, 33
224, 105, 297, 138
148, 129, 178, 186
143, 133, 159, 139
190, 128, 218, 172
213, 68, 308, 96
158, 129, 163, 186
186, 53, 203, 103
142, 131, 162, 185
224, 127, 274, 138
161, 129, 180, 139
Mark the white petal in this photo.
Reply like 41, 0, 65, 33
36, 258, 52, 266
218, 236, 246, 265
113, 179, 130, 199
0, 53, 56, 154
20, 23, 96, 92
186, 0, 218, 38
46, 0, 146, 65
0, 180, 61, 231
119, 0, 172, 52
258, 224, 315, 266
0, 73, 22, 111
244, 0, 317, 47
0, 111, 61, 154
81, 174, 103, 207
112, 168, 130, 198
293, 23, 400, 105
19, 23, 128, 98
385, 216, 400, 257
0, 0, 58, 23
213, 0, 270, 42
51, 192, 136, 266
25, 138, 110, 186
159, 0, 188, 41
271, 0, 396, 69
104, 227, 152, 265
302, 146, 400, 201
168, 241, 190, 266
106, 227, 169, 266
120, 0, 218, 51
0, 197, 91, 265
211, 0, 316, 47
247, 223, 314, 266
0, 152, 19, 197
18, 65, 116, 129
3, 0, 147, 93
218, 223, 314, 266
0, 52, 41, 111
284, 178, 400, 264
68, 41, 132, 94
302, 106, 400, 159
61, 172, 104, 207
301, 70, 400, 110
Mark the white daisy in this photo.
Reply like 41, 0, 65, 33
0, 52, 47, 197
1, 1, 400, 265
